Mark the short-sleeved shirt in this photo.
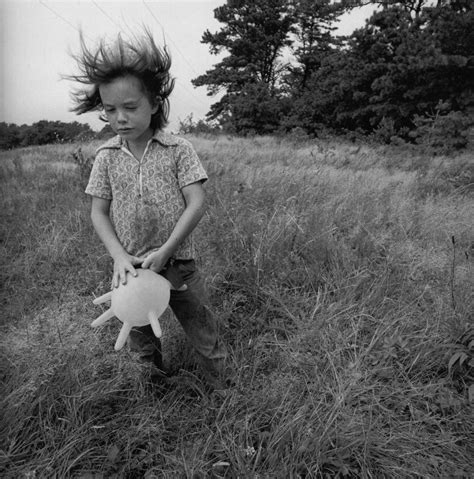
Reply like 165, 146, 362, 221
85, 130, 207, 259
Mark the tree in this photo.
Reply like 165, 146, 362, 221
192, 0, 473, 143
192, 0, 295, 132
288, 0, 344, 90
230, 82, 292, 134
285, 0, 474, 138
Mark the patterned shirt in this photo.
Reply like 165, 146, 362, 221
85, 130, 207, 259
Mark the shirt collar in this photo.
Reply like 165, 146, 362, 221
151, 130, 179, 146
96, 129, 178, 153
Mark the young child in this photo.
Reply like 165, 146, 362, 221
69, 30, 228, 389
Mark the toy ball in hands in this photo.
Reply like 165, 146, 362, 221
91, 269, 172, 351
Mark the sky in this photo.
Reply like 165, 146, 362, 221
1, 0, 375, 132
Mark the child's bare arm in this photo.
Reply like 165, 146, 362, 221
142, 182, 206, 271
90, 197, 143, 287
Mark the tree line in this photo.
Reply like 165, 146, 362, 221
0, 121, 115, 150
3, 1, 472, 151
192, 0, 473, 149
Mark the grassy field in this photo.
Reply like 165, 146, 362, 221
1, 135, 473, 478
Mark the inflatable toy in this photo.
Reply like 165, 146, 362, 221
91, 269, 173, 350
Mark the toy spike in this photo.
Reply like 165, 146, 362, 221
93, 291, 112, 305
91, 309, 115, 327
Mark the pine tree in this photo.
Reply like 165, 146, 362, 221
192, 0, 295, 132
286, 0, 474, 138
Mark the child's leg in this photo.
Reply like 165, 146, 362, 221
168, 260, 227, 377
128, 324, 164, 370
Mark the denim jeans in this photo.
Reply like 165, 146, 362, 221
128, 260, 227, 374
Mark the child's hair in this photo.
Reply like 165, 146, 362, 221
68, 28, 175, 130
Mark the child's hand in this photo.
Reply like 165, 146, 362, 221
141, 249, 169, 274
112, 253, 144, 288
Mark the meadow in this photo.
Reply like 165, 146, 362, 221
1, 135, 473, 478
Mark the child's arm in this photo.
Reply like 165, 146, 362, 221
142, 182, 206, 272
90, 197, 144, 288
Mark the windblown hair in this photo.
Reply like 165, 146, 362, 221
68, 28, 175, 130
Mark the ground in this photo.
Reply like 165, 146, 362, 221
1, 135, 473, 478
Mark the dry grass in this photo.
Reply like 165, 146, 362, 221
1, 136, 473, 478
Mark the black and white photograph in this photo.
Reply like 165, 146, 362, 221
1, 1, 473, 477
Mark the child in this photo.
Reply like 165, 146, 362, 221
69, 29, 228, 389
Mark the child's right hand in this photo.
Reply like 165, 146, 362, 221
112, 253, 144, 288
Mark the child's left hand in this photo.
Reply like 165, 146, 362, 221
142, 250, 186, 291
142, 249, 170, 274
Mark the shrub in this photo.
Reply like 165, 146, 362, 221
410, 109, 472, 154
71, 147, 94, 186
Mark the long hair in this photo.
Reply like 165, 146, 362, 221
67, 28, 175, 130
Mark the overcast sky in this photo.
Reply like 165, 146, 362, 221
1, 0, 374, 132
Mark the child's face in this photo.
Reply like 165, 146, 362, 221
99, 75, 158, 145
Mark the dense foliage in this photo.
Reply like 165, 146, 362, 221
192, 0, 295, 131
0, 120, 95, 150
194, 0, 474, 145
0, 121, 115, 150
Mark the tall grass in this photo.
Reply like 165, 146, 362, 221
1, 137, 473, 478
